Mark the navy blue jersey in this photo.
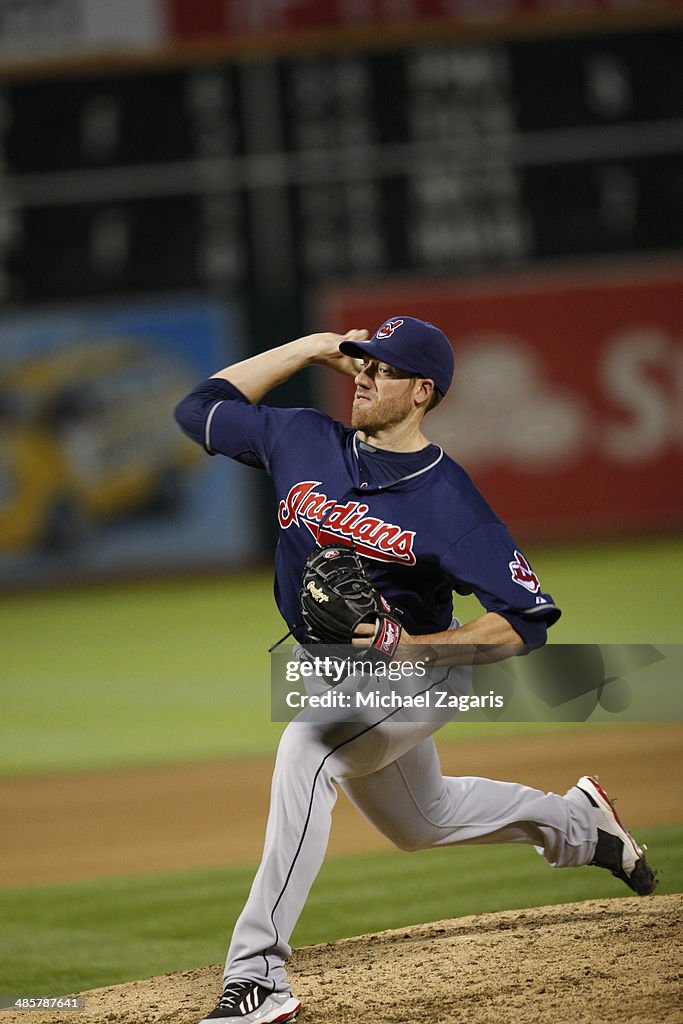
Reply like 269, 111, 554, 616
175, 379, 560, 647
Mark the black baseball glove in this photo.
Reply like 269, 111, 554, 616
300, 543, 403, 658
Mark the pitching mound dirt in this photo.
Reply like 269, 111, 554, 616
6, 895, 681, 1024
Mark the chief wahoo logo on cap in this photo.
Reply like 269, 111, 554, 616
375, 319, 404, 339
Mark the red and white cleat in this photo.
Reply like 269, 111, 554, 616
576, 775, 658, 896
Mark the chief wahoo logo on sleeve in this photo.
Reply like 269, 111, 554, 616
509, 549, 540, 593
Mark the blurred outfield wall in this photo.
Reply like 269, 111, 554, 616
0, 3, 681, 587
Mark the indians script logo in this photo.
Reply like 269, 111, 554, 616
278, 481, 416, 564
376, 319, 404, 339
509, 550, 540, 593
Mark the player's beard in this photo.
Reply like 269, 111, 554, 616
351, 384, 415, 434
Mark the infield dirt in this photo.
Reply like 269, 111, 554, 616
1, 896, 680, 1024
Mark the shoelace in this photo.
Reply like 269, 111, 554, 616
218, 981, 259, 1009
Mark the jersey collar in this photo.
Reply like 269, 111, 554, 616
351, 431, 444, 490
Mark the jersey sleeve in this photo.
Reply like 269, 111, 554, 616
441, 522, 561, 649
174, 378, 309, 471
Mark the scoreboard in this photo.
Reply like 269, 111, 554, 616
1, 24, 682, 305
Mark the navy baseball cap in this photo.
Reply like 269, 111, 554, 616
339, 316, 455, 396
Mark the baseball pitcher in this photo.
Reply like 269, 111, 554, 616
175, 316, 656, 1024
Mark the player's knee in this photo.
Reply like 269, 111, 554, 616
385, 827, 433, 853
393, 836, 425, 853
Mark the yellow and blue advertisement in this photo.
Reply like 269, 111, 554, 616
0, 296, 257, 586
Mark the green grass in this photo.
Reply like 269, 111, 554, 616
0, 573, 286, 774
1, 536, 681, 774
1, 823, 680, 994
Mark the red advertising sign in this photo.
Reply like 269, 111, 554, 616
319, 262, 683, 539
165, 0, 682, 40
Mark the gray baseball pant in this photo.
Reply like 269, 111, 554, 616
223, 663, 597, 994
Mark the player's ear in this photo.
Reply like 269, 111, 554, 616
414, 377, 435, 410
